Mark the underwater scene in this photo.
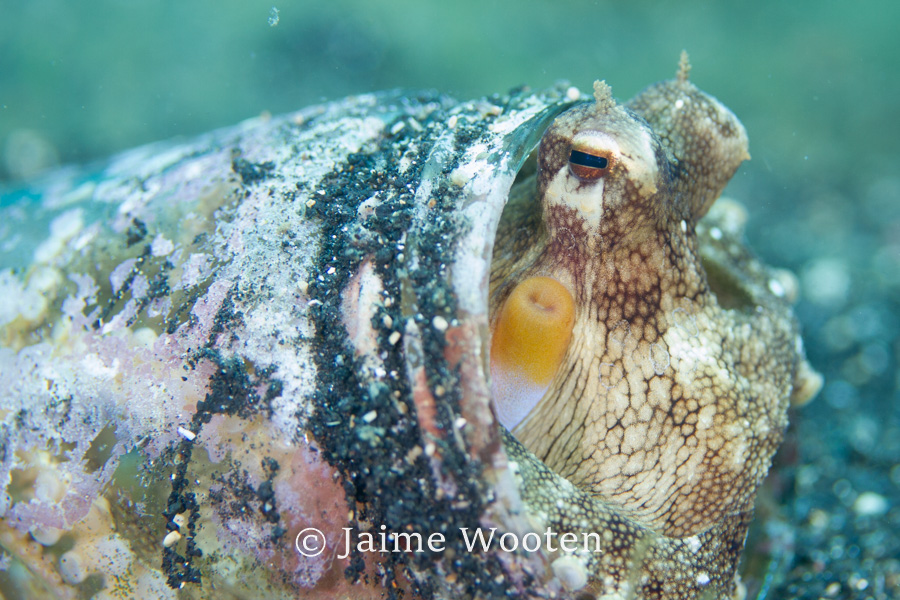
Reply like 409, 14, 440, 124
0, 1, 897, 599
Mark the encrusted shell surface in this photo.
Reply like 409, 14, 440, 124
0, 81, 816, 599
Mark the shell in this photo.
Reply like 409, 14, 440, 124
0, 78, 817, 599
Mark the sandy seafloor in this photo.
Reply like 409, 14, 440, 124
1, 1, 898, 598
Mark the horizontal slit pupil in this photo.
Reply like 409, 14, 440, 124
569, 150, 608, 170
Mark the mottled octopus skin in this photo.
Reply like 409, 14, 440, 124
490, 62, 817, 598
501, 74, 759, 537
0, 61, 819, 600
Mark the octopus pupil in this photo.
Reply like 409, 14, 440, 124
569, 150, 608, 170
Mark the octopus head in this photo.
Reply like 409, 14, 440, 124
537, 80, 673, 248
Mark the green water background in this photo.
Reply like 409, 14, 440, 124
2, 1, 897, 192
1, 1, 898, 597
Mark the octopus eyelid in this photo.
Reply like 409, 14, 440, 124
567, 139, 616, 180
569, 149, 609, 170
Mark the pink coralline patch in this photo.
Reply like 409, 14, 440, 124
269, 444, 404, 599
6, 457, 110, 534
341, 259, 383, 360
70, 323, 216, 461
440, 323, 472, 369
442, 322, 497, 459
70, 273, 98, 295
103, 145, 233, 235
200, 414, 246, 464
1, 344, 115, 531
150, 234, 175, 258
0, 293, 219, 535
109, 258, 137, 293
276, 442, 351, 589
189, 279, 233, 340
225, 226, 245, 256
101, 298, 139, 334
177, 253, 210, 289
411, 366, 441, 439
222, 186, 277, 259
130, 273, 149, 299
198, 419, 380, 594
155, 150, 233, 207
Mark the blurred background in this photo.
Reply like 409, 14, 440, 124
1, 1, 898, 597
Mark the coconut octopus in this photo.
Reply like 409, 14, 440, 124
489, 54, 821, 598
0, 54, 819, 599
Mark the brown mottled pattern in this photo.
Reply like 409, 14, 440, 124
626, 76, 751, 222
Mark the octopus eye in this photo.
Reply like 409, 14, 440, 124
568, 147, 613, 180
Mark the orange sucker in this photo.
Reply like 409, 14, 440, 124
491, 276, 575, 386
